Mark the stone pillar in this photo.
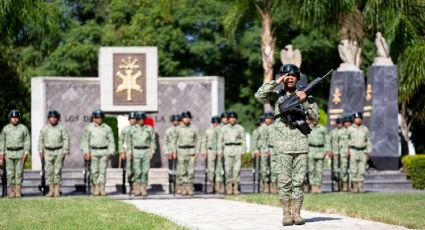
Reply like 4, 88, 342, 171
327, 71, 365, 129
366, 66, 399, 170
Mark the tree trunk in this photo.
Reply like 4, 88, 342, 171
400, 102, 410, 155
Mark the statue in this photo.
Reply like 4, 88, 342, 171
372, 32, 393, 66
280, 44, 302, 68
337, 39, 361, 71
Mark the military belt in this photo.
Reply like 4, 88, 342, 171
6, 147, 24, 151
349, 146, 366, 151
208, 147, 214, 150
225, 143, 241, 146
134, 146, 149, 150
90, 146, 108, 150
268, 145, 274, 148
44, 146, 63, 151
309, 144, 324, 148
178, 145, 195, 149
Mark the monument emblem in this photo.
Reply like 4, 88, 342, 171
365, 84, 372, 102
116, 56, 143, 101
332, 88, 342, 104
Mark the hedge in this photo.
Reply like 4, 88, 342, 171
409, 158, 425, 189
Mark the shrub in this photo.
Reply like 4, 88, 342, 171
409, 158, 425, 189
401, 154, 425, 176
241, 152, 254, 168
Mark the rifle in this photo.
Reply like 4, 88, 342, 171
330, 154, 335, 192
257, 155, 262, 193
168, 159, 173, 194
122, 158, 126, 194
172, 158, 176, 197
252, 156, 256, 193
204, 154, 208, 194
266, 155, 271, 193
338, 154, 342, 192
1, 159, 6, 197
305, 170, 311, 192
84, 159, 91, 195
346, 153, 351, 192
40, 158, 47, 195
276, 69, 334, 135
128, 157, 134, 196
213, 154, 218, 193
221, 155, 226, 195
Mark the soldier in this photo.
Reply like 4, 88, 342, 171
344, 112, 371, 193
201, 116, 220, 192
172, 111, 200, 196
214, 112, 229, 194
263, 112, 278, 194
38, 110, 70, 197
307, 119, 328, 193
251, 115, 266, 192
218, 111, 246, 195
0, 110, 31, 198
337, 114, 353, 191
164, 114, 181, 194
80, 110, 115, 196
328, 116, 344, 191
255, 64, 319, 225
119, 112, 137, 193
126, 112, 156, 196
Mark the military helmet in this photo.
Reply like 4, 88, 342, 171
170, 114, 179, 122
211, 116, 221, 124
228, 111, 238, 119
353, 112, 363, 119
279, 64, 300, 79
336, 116, 344, 124
92, 109, 104, 118
47, 110, 61, 119
177, 114, 183, 121
264, 112, 274, 119
258, 115, 265, 123
344, 114, 353, 123
220, 112, 228, 119
128, 112, 137, 119
181, 111, 192, 119
8, 109, 21, 119
136, 111, 147, 120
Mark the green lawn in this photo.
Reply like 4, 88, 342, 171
0, 197, 186, 230
227, 193, 425, 229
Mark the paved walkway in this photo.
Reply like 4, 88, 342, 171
124, 199, 407, 230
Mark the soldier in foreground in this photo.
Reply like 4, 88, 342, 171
173, 111, 200, 196
307, 118, 328, 193
344, 112, 371, 193
218, 112, 246, 195
0, 110, 31, 198
119, 112, 137, 193
201, 116, 220, 193
38, 110, 70, 197
80, 110, 115, 196
164, 114, 181, 194
127, 112, 156, 196
214, 112, 229, 194
255, 64, 319, 225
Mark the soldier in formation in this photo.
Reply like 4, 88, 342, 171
0, 110, 31, 198
119, 112, 138, 193
201, 116, 221, 193
263, 112, 277, 194
213, 112, 229, 194
172, 111, 200, 196
344, 112, 371, 193
218, 112, 246, 195
164, 114, 181, 193
306, 118, 328, 193
255, 64, 319, 225
80, 110, 115, 196
38, 110, 70, 197
251, 115, 266, 192
126, 112, 156, 196
328, 116, 344, 191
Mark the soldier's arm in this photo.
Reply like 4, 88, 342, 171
62, 126, 70, 155
38, 127, 45, 154
201, 131, 208, 154
324, 128, 331, 153
150, 129, 157, 158
254, 80, 280, 104
241, 127, 246, 155
250, 130, 258, 154
343, 129, 351, 154
195, 129, 201, 154
107, 127, 116, 155
126, 131, 133, 154
305, 98, 320, 122
80, 127, 90, 154
118, 128, 125, 153
0, 128, 5, 156
366, 128, 372, 154
23, 126, 31, 156
171, 129, 178, 153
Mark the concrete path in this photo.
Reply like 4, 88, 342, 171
124, 199, 407, 230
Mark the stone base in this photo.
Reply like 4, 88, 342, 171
337, 63, 361, 72
372, 57, 393, 66
369, 156, 400, 170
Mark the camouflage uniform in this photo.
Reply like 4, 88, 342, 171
264, 124, 278, 193
255, 79, 319, 225
38, 123, 70, 194
164, 125, 180, 193
0, 123, 31, 197
218, 123, 245, 194
307, 123, 328, 192
214, 123, 228, 192
328, 127, 342, 187
80, 122, 115, 194
119, 124, 134, 185
127, 124, 156, 196
201, 126, 218, 185
335, 127, 350, 190
172, 123, 200, 195
344, 124, 371, 192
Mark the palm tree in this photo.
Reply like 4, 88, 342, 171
289, 0, 425, 155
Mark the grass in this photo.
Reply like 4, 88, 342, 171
227, 193, 425, 229
0, 196, 186, 230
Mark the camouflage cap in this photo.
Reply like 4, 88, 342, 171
9, 109, 21, 119
47, 110, 61, 119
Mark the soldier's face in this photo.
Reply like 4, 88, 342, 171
93, 117, 103, 125
283, 74, 297, 89
354, 118, 362, 125
173, 120, 180, 126
182, 117, 191, 125
337, 123, 343, 128
221, 118, 228, 124
138, 119, 145, 125
10, 117, 20, 125
129, 118, 137, 125
48, 117, 58, 125
344, 122, 351, 128
264, 118, 273, 125
212, 122, 219, 127
229, 117, 237, 124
